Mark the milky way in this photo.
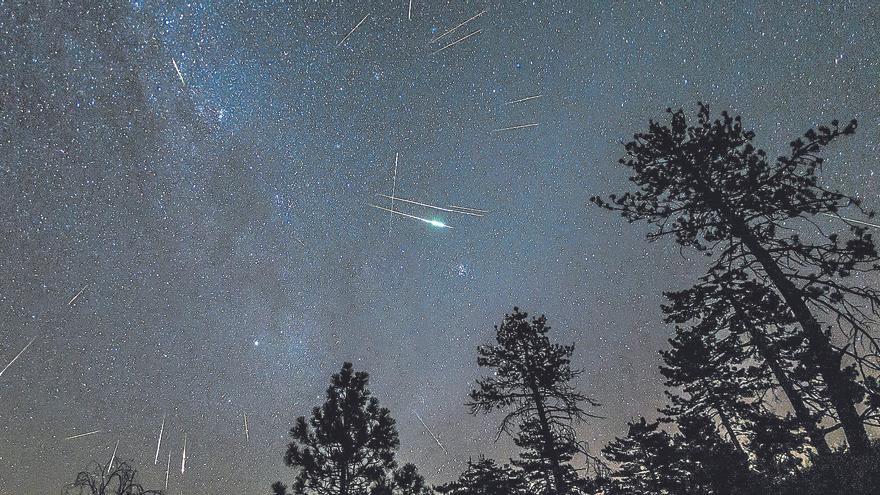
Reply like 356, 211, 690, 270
1, 1, 878, 493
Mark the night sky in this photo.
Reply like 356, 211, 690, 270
1, 1, 878, 493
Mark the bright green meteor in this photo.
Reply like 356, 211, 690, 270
367, 204, 452, 229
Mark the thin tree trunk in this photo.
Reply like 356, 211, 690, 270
529, 379, 567, 495
696, 371, 746, 454
712, 398, 747, 456
728, 215, 870, 454
719, 282, 833, 455
340, 461, 349, 495
750, 326, 833, 455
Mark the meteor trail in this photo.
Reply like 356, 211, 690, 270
243, 413, 249, 442
432, 29, 482, 56
181, 434, 187, 474
65, 430, 101, 441
0, 335, 37, 378
431, 9, 487, 43
154, 413, 166, 465
408, 0, 412, 20
376, 194, 484, 217
337, 14, 369, 46
505, 94, 543, 105
108, 440, 119, 471
448, 204, 488, 214
164, 451, 171, 490
367, 204, 452, 229
821, 212, 880, 230
492, 122, 539, 132
413, 410, 449, 456
68, 284, 89, 306
171, 58, 185, 87
389, 153, 399, 235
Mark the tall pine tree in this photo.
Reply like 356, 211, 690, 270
279, 362, 399, 495
664, 272, 833, 455
468, 308, 600, 494
659, 322, 759, 456
594, 104, 880, 453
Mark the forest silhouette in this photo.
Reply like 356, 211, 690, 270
64, 105, 880, 495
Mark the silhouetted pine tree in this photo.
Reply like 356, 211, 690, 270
371, 463, 433, 495
279, 362, 399, 495
271, 481, 289, 495
601, 417, 684, 495
594, 104, 880, 453
672, 414, 755, 495
746, 410, 807, 480
664, 273, 833, 456
661, 325, 810, 478
659, 324, 758, 456
392, 464, 433, 495
435, 457, 527, 495
467, 308, 600, 494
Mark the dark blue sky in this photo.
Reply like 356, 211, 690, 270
1, 1, 878, 493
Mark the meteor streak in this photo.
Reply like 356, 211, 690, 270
65, 430, 101, 441
492, 122, 539, 132
164, 451, 171, 490
154, 413, 166, 465
448, 204, 488, 214
376, 194, 484, 217
431, 9, 487, 43
505, 94, 543, 105
432, 29, 482, 56
171, 58, 186, 87
181, 434, 187, 474
68, 284, 89, 306
108, 440, 119, 471
367, 204, 452, 229
413, 410, 449, 456
408, 0, 412, 20
0, 335, 37, 378
821, 212, 880, 230
389, 153, 399, 235
243, 413, 249, 442
337, 14, 369, 46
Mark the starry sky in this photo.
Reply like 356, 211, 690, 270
1, 1, 878, 493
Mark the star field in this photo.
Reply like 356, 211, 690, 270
0, 1, 878, 493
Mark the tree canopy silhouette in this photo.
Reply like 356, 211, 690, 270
64, 460, 162, 495
468, 307, 600, 494
663, 272, 833, 457
593, 103, 879, 453
279, 362, 399, 495
601, 417, 683, 495
371, 463, 434, 495
435, 457, 527, 495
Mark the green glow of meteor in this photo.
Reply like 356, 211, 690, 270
428, 219, 448, 228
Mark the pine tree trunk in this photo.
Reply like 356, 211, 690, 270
721, 286, 833, 455
727, 215, 870, 454
749, 326, 832, 455
528, 379, 567, 495
340, 462, 349, 495
712, 398, 747, 456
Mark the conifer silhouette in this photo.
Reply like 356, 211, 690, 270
594, 104, 879, 453
468, 308, 600, 494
